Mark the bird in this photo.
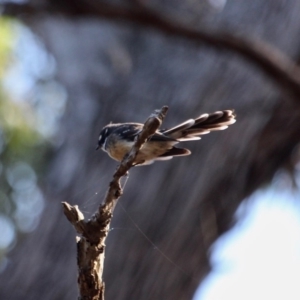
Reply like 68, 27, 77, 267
97, 109, 236, 165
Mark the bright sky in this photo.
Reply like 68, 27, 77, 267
194, 178, 300, 300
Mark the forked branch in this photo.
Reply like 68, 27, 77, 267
62, 106, 168, 300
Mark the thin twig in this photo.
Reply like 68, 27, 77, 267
62, 105, 168, 300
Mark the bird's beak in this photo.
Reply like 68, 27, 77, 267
96, 145, 100, 150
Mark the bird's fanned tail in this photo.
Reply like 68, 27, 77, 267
163, 110, 236, 141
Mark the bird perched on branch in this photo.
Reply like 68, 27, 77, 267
97, 109, 236, 165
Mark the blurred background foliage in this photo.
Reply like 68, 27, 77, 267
0, 17, 66, 263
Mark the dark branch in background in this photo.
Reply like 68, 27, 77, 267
62, 106, 168, 300
2, 1, 300, 99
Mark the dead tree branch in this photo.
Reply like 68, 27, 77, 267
62, 106, 168, 300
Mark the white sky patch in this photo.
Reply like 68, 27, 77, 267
0, 215, 15, 248
194, 184, 300, 300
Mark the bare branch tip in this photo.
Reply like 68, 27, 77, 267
62, 202, 84, 223
148, 105, 168, 124
161, 105, 169, 113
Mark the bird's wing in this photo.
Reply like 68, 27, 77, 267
112, 123, 177, 142
149, 132, 178, 142
112, 123, 143, 141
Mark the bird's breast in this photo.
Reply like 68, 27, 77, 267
104, 134, 175, 163
105, 137, 134, 161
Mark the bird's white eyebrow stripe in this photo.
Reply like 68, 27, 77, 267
98, 134, 102, 141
